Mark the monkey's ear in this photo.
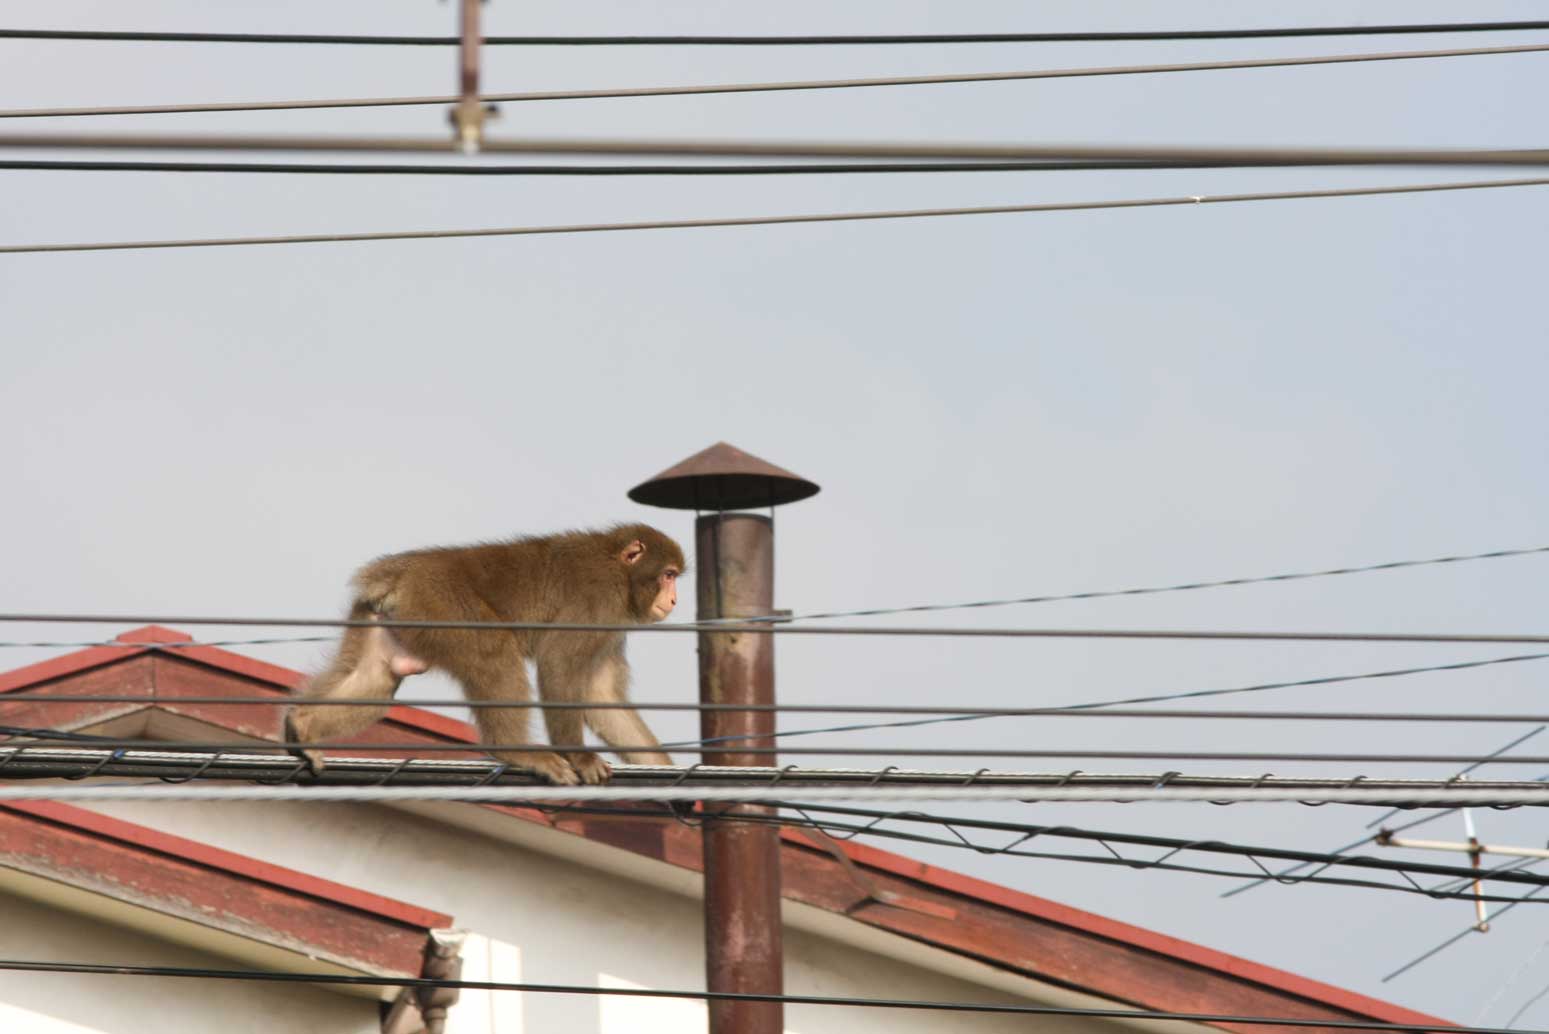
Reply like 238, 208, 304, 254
620, 540, 648, 566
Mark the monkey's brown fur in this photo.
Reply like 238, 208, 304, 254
286, 524, 685, 785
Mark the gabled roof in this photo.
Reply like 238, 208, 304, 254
0, 797, 451, 993
0, 627, 1454, 1032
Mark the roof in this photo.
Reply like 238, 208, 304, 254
0, 626, 1454, 1032
0, 797, 451, 995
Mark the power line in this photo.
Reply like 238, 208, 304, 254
767, 543, 1549, 624
0, 956, 1515, 1030
7, 41, 1546, 121
5, 176, 1546, 256
1222, 728, 1549, 897
8, 749, 1547, 805
6, 543, 1541, 641
0, 159, 1263, 176
22, 735, 1549, 765
6, 609, 1549, 645
685, 654, 1549, 749
3, 779, 1549, 805
5, 21, 1549, 46
10, 649, 1549, 713
5, 132, 1549, 167
713, 801, 1549, 903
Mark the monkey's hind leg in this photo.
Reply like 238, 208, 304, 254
286, 611, 427, 774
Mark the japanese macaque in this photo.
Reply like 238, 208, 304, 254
285, 524, 684, 785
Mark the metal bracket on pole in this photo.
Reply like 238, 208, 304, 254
449, 0, 496, 154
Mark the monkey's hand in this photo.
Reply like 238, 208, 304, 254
566, 751, 613, 785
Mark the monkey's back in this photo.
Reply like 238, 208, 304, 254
350, 529, 630, 625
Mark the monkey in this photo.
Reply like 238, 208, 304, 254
284, 524, 684, 786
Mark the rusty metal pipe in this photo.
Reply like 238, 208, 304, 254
697, 513, 783, 1034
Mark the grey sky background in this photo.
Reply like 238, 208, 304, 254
3, 0, 1548, 1023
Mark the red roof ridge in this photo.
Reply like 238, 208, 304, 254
1, 799, 452, 930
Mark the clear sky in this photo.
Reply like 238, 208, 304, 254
3, 1, 1549, 1023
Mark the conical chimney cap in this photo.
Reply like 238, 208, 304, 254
629, 442, 820, 511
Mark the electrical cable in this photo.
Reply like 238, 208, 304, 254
740, 801, 1549, 895
0, 159, 1272, 176
681, 654, 1549, 750
1221, 729, 1549, 897
762, 543, 1549, 625
9, 542, 1543, 645
5, 21, 1549, 45
6, 610, 1549, 645
514, 799, 1549, 903
18, 731, 1549, 766
0, 956, 1514, 1029
5, 176, 1547, 256
6, 41, 1546, 121
3, 781, 1549, 805
1384, 884, 1549, 982
6, 132, 1549, 167
13, 749, 1546, 795
8, 650, 1549, 717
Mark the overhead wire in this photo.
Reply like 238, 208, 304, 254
7, 542, 1542, 644
18, 738, 1549, 765
7, 609, 1549, 644
6, 176, 1548, 256
4, 21, 1549, 45
4, 780, 1549, 806
712, 801, 1549, 902
5, 133, 1549, 167
683, 654, 1549, 750
1221, 728, 1549, 897
0, 159, 1284, 176
0, 956, 1523, 1029
7, 41, 1548, 121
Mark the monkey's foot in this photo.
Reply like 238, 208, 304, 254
496, 752, 581, 786
282, 711, 327, 776
567, 752, 612, 785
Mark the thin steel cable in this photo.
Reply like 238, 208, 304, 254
5, 176, 1548, 256
8, 650, 1549, 715
682, 655, 1549, 750
0, 159, 1266, 176
5, 610, 1549, 644
1221, 729, 1549, 897
6, 41, 1547, 120
1476, 937, 1549, 1025
558, 801, 1549, 903
9, 543, 1544, 645
5, 21, 1549, 45
22, 737, 1549, 764
6, 132, 1549, 166
3, 783, 1549, 805
1385, 884, 1549, 982
0, 956, 1509, 1029
9, 751, 1548, 804
1504, 958, 1549, 1028
765, 543, 1549, 624
752, 801, 1549, 892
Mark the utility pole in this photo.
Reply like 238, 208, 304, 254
630, 442, 819, 1034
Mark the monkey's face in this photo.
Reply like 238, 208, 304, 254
647, 567, 680, 622
619, 533, 686, 623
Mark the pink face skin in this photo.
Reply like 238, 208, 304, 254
650, 568, 680, 621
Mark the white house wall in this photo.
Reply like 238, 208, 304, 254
84, 798, 1130, 1034
0, 888, 378, 1034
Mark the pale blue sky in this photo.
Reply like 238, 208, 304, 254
3, 1, 1548, 1022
